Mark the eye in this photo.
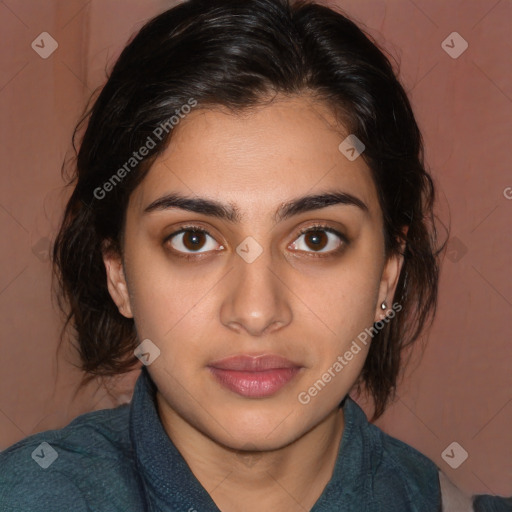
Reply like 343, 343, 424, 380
289, 225, 346, 254
166, 227, 224, 255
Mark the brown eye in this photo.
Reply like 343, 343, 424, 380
182, 230, 207, 251
167, 228, 222, 254
290, 226, 345, 254
304, 230, 328, 251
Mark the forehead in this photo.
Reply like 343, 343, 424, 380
130, 95, 381, 222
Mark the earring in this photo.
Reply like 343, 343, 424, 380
380, 301, 387, 310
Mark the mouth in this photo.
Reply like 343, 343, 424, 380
207, 354, 303, 398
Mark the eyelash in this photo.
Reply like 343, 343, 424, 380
164, 223, 348, 260
294, 224, 348, 258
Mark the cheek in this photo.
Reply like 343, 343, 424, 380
290, 257, 382, 343
129, 272, 210, 339
125, 237, 196, 318
125, 250, 224, 365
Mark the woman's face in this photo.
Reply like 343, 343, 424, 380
104, 95, 404, 451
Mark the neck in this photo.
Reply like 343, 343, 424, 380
156, 394, 345, 512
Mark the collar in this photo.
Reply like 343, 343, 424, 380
129, 366, 369, 511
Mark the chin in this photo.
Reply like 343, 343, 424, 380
219, 431, 299, 454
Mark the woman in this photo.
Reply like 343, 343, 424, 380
0, 0, 510, 510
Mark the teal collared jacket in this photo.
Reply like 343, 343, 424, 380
0, 367, 510, 511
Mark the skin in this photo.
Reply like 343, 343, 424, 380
103, 94, 405, 511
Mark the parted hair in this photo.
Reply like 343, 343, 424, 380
52, 0, 446, 419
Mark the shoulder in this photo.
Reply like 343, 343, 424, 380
344, 398, 441, 511
439, 473, 512, 512
473, 494, 512, 512
369, 424, 442, 510
0, 405, 143, 511
371, 422, 440, 485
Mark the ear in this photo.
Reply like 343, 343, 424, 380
102, 244, 133, 319
375, 226, 408, 322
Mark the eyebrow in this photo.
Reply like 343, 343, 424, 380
143, 191, 369, 222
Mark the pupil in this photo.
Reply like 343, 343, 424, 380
184, 231, 205, 251
306, 230, 327, 250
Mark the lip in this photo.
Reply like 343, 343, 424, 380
207, 355, 302, 398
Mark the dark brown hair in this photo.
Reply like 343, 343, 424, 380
52, 0, 447, 419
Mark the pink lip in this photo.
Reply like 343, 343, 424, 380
207, 355, 302, 398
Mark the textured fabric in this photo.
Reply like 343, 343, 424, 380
0, 366, 459, 511
473, 496, 512, 512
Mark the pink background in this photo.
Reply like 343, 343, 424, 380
0, 0, 510, 496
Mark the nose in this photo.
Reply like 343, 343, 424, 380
219, 246, 293, 337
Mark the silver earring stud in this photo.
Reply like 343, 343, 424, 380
380, 301, 387, 310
